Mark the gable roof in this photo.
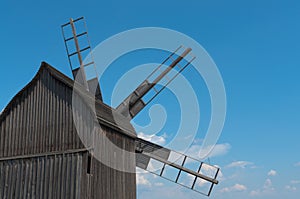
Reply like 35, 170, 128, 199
0, 62, 136, 138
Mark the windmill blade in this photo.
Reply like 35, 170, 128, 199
116, 46, 196, 119
61, 17, 103, 101
135, 138, 220, 196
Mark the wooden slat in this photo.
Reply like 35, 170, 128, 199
0, 62, 137, 199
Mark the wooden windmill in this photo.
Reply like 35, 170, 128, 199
61, 17, 220, 197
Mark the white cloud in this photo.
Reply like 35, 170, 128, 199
250, 178, 275, 197
220, 184, 247, 193
250, 190, 260, 196
285, 185, 297, 191
267, 170, 277, 176
154, 182, 164, 186
262, 178, 275, 193
138, 186, 194, 199
249, 170, 278, 196
186, 143, 231, 159
263, 179, 274, 190
136, 173, 151, 186
138, 132, 166, 145
226, 161, 254, 169
291, 180, 300, 184
233, 184, 247, 191
202, 163, 221, 178
294, 162, 300, 167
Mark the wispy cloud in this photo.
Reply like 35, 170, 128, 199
186, 143, 231, 159
226, 161, 254, 169
136, 173, 151, 186
294, 162, 300, 167
283, 180, 299, 192
285, 185, 297, 191
267, 169, 277, 176
250, 190, 260, 196
250, 178, 275, 197
263, 179, 274, 191
138, 132, 167, 145
220, 184, 247, 193
154, 182, 164, 186
291, 180, 300, 184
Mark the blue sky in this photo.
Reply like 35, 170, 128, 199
1, 0, 300, 198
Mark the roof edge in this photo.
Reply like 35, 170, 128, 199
0, 62, 46, 121
0, 61, 136, 138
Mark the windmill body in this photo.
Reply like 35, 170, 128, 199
0, 17, 219, 198
61, 17, 219, 197
0, 63, 137, 198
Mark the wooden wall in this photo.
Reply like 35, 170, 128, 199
0, 151, 88, 199
0, 63, 136, 199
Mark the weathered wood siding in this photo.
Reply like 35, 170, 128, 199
0, 63, 136, 199
0, 67, 85, 157
91, 125, 136, 199
0, 151, 88, 199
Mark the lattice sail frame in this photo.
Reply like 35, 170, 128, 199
135, 138, 219, 196
116, 46, 196, 119
61, 17, 102, 101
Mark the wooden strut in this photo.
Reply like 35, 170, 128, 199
137, 150, 219, 185
69, 18, 89, 91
